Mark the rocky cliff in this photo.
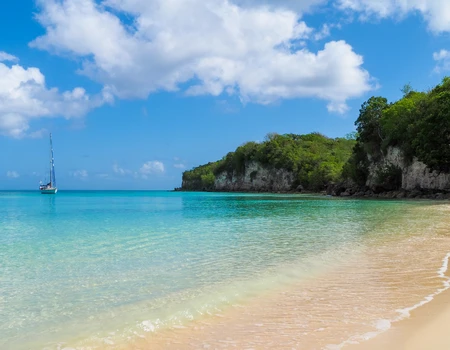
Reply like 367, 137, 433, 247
367, 147, 450, 191
181, 152, 450, 196
329, 147, 450, 199
214, 161, 295, 192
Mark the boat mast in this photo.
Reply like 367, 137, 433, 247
50, 133, 56, 187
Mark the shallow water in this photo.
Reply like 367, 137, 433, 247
0, 191, 448, 349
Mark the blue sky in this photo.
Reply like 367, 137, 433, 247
1, 0, 449, 190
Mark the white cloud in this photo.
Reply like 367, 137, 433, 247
6, 171, 20, 178
433, 49, 450, 72
113, 161, 166, 179
140, 161, 165, 178
31, 0, 374, 113
314, 24, 331, 41
0, 55, 111, 137
113, 162, 131, 175
233, 0, 327, 13
327, 101, 350, 114
433, 50, 450, 61
0, 51, 18, 62
337, 0, 450, 33
71, 169, 88, 178
173, 163, 186, 169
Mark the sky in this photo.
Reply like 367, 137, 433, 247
1, 0, 450, 190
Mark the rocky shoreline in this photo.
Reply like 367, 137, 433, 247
174, 186, 450, 200
327, 183, 450, 200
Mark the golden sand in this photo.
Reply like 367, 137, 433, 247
349, 289, 450, 350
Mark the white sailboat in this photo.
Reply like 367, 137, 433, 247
40, 133, 58, 194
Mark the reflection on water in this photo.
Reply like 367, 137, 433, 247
41, 194, 56, 213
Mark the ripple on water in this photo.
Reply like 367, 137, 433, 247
0, 192, 449, 349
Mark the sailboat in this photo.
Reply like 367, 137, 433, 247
39, 133, 58, 194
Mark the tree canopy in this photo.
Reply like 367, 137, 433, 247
346, 77, 450, 185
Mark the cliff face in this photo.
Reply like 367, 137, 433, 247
181, 161, 296, 192
367, 147, 450, 191
214, 161, 295, 192
181, 148, 450, 194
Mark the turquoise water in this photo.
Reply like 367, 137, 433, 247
0, 191, 431, 349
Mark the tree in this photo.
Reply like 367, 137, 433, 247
355, 96, 389, 159
345, 131, 358, 140
380, 91, 427, 158
412, 85, 450, 172
401, 83, 413, 97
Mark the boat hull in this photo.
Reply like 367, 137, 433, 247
40, 188, 58, 194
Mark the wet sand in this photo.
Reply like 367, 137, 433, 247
350, 289, 450, 350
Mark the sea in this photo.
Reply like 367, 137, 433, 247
1, 191, 449, 349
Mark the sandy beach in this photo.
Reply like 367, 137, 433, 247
349, 289, 450, 350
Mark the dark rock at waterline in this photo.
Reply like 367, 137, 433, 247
324, 182, 450, 200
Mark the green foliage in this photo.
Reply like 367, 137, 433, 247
401, 83, 413, 97
375, 164, 403, 190
412, 80, 450, 172
183, 133, 356, 191
200, 173, 216, 189
341, 142, 370, 185
182, 162, 218, 190
345, 77, 450, 184
355, 96, 389, 160
380, 91, 427, 159
345, 131, 358, 140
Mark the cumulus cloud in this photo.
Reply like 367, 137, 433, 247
337, 0, 450, 33
140, 161, 165, 178
173, 163, 186, 169
0, 55, 111, 137
30, 0, 374, 113
433, 49, 450, 72
6, 171, 20, 178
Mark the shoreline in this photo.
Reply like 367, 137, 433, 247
349, 288, 450, 350
174, 188, 450, 201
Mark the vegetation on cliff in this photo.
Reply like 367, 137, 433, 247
183, 77, 450, 193
182, 133, 356, 191
346, 77, 450, 187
